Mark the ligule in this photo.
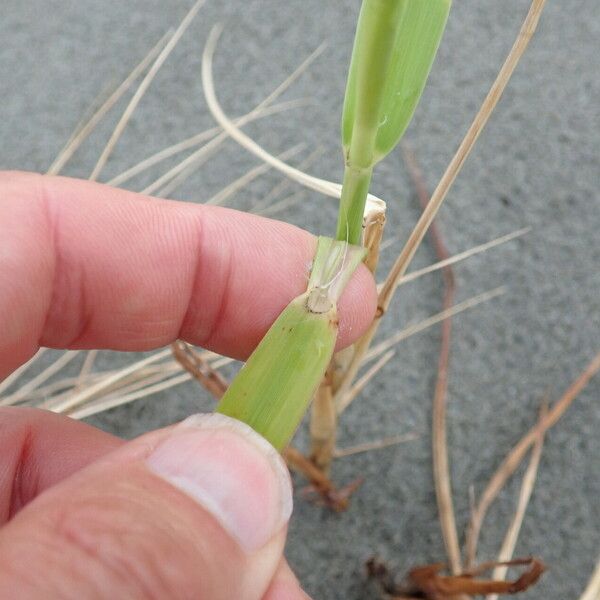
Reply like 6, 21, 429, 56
216, 237, 365, 451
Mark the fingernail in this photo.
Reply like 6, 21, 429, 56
145, 413, 293, 552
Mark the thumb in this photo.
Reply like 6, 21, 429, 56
0, 414, 294, 600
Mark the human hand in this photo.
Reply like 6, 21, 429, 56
0, 172, 376, 599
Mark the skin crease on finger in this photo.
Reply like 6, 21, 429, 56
0, 171, 377, 379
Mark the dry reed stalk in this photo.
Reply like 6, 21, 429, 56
150, 101, 309, 198
361, 288, 505, 367
579, 556, 600, 600
343, 350, 395, 410
206, 143, 306, 205
171, 341, 228, 399
403, 144, 461, 576
251, 147, 325, 214
332, 0, 550, 422
146, 41, 325, 197
107, 99, 306, 188
283, 446, 362, 512
46, 32, 171, 176
0, 349, 48, 396
378, 0, 548, 312
45, 348, 174, 414
69, 372, 193, 421
255, 190, 305, 217
201, 25, 387, 214
309, 368, 337, 474
465, 350, 600, 567
0, 351, 80, 406
89, 0, 206, 181
396, 228, 530, 288
333, 432, 419, 459
485, 402, 547, 600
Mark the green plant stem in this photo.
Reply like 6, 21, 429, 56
337, 0, 404, 243
335, 164, 373, 243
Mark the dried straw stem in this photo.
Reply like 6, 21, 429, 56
171, 341, 228, 400
107, 99, 304, 189
465, 350, 600, 567
397, 228, 530, 288
579, 556, 600, 600
378, 0, 549, 313
0, 348, 48, 397
363, 288, 505, 366
206, 143, 305, 206
251, 147, 325, 214
201, 24, 386, 217
46, 32, 170, 176
333, 432, 418, 458
309, 368, 336, 474
486, 402, 547, 600
403, 144, 462, 575
89, 0, 206, 181
333, 0, 548, 433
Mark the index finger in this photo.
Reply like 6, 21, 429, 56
0, 172, 376, 378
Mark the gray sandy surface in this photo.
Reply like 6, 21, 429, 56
1, 1, 599, 598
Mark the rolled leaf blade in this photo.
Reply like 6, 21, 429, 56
374, 0, 451, 161
342, 0, 451, 166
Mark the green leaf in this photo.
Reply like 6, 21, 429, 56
216, 238, 365, 451
342, 0, 451, 167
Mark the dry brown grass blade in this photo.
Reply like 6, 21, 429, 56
46, 348, 174, 414
333, 432, 418, 458
408, 558, 544, 598
362, 287, 506, 367
153, 101, 309, 198
206, 143, 305, 205
367, 557, 544, 599
486, 403, 547, 600
579, 556, 600, 600
283, 446, 361, 512
403, 144, 462, 576
250, 147, 325, 214
398, 228, 530, 288
89, 0, 205, 181
106, 99, 304, 188
171, 341, 228, 400
1, 351, 80, 406
201, 24, 386, 216
46, 32, 170, 176
255, 190, 305, 217
337, 350, 395, 413
378, 0, 548, 314
465, 350, 600, 567
69, 371, 192, 420
75, 350, 99, 389
155, 40, 326, 196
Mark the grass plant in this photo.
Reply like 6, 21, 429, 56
2, 0, 599, 597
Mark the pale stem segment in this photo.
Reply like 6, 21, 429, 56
310, 200, 386, 473
309, 367, 337, 475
